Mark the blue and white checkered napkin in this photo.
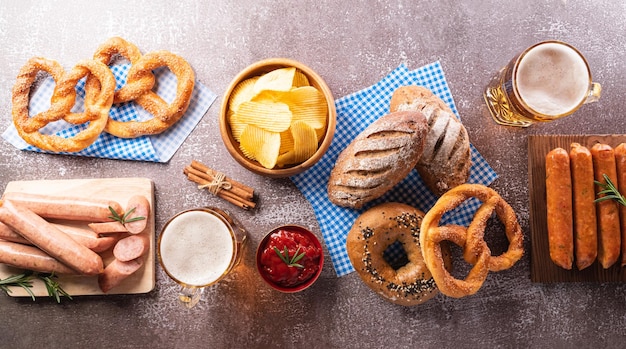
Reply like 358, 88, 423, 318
2, 64, 216, 162
291, 62, 498, 276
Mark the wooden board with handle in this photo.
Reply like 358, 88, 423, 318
0, 177, 155, 296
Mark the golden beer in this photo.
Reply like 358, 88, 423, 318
484, 41, 601, 127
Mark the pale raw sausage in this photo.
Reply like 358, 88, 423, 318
98, 258, 143, 293
0, 240, 76, 275
0, 200, 104, 275
1, 192, 123, 222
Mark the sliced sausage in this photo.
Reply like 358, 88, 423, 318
591, 143, 621, 269
98, 258, 144, 293
113, 234, 150, 262
0, 200, 104, 275
123, 195, 150, 234
1, 192, 123, 222
0, 240, 76, 275
569, 143, 598, 270
545, 147, 574, 270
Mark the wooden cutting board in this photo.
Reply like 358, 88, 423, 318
529, 135, 626, 282
0, 177, 155, 297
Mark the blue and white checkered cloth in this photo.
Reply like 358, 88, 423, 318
291, 62, 498, 276
2, 64, 216, 162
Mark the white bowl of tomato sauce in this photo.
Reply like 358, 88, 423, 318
256, 225, 324, 293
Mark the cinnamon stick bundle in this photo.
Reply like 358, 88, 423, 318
183, 160, 257, 210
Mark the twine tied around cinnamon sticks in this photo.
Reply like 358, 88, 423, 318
184, 160, 256, 210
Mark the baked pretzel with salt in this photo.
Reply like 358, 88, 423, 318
12, 57, 115, 152
11, 37, 196, 152
91, 36, 196, 138
419, 183, 524, 298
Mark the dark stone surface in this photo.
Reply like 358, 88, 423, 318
1, 1, 625, 348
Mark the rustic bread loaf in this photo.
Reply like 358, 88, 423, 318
327, 110, 428, 209
389, 86, 471, 196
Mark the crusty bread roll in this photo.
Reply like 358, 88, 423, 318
390, 86, 471, 196
327, 111, 428, 209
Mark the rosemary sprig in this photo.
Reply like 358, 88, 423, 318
38, 273, 72, 303
273, 246, 305, 268
108, 206, 146, 224
594, 174, 626, 207
0, 272, 35, 300
0, 271, 72, 303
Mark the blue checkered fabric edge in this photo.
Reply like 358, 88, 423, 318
290, 62, 498, 276
2, 64, 216, 162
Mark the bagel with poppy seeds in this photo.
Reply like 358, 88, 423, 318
346, 202, 451, 306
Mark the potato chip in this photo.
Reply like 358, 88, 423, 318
282, 86, 327, 130
253, 90, 286, 104
290, 120, 319, 164
239, 124, 281, 169
227, 66, 329, 169
292, 70, 310, 87
279, 129, 295, 154
276, 150, 297, 168
236, 101, 292, 132
228, 76, 259, 112
227, 110, 248, 142
253, 67, 296, 95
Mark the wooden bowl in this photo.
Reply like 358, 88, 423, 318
219, 58, 336, 178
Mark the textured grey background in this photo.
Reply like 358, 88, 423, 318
1, 1, 625, 348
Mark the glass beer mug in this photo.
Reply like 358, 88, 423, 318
484, 40, 601, 127
157, 207, 247, 309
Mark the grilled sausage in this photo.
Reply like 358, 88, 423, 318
545, 147, 574, 270
569, 143, 598, 270
591, 143, 621, 269
614, 143, 626, 266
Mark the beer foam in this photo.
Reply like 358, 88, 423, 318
159, 210, 234, 286
515, 42, 590, 116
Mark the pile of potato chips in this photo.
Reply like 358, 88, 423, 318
227, 67, 328, 169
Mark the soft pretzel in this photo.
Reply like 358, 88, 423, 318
11, 37, 197, 153
11, 57, 115, 152
92, 37, 195, 138
419, 184, 523, 298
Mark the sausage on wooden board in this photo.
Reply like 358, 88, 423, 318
113, 234, 149, 262
614, 143, 626, 266
98, 257, 144, 293
591, 143, 621, 269
0, 240, 76, 275
0, 200, 104, 275
1, 192, 123, 222
545, 147, 574, 270
569, 143, 598, 270
123, 195, 150, 234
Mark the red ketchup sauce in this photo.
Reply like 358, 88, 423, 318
259, 228, 322, 287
